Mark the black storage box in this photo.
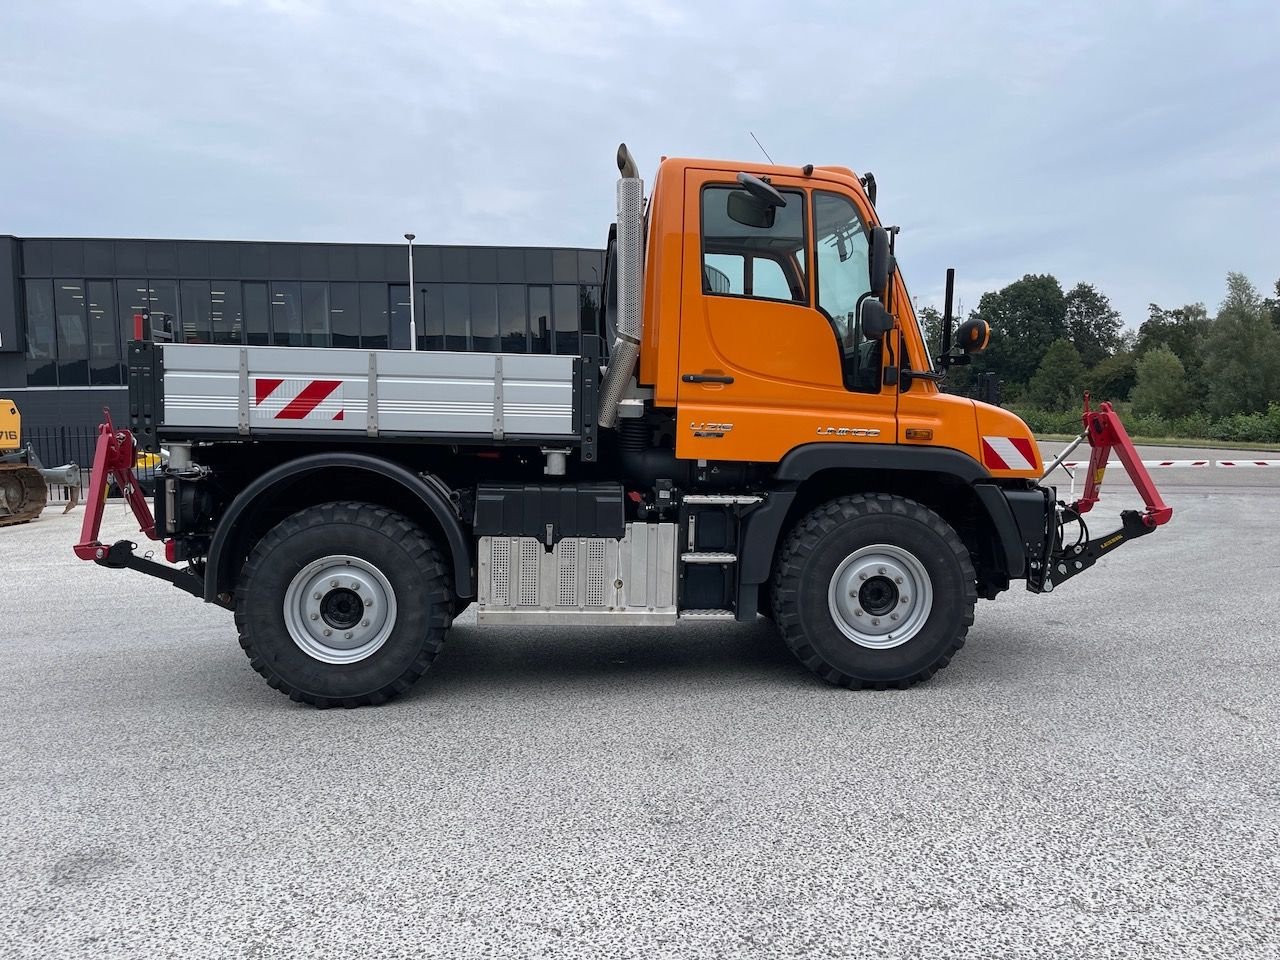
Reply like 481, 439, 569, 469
472, 483, 626, 543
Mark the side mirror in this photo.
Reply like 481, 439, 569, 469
735, 172, 786, 208
955, 317, 990, 353
859, 297, 894, 340
868, 226, 892, 299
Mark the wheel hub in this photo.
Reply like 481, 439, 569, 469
283, 555, 397, 664
828, 544, 933, 649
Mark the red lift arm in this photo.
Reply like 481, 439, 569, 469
1071, 396, 1173, 528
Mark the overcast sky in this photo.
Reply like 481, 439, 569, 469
1, 0, 1277, 327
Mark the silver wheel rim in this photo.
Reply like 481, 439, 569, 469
282, 555, 397, 664
827, 543, 933, 649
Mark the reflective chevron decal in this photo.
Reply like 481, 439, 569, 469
981, 435, 1037, 471
252, 377, 345, 422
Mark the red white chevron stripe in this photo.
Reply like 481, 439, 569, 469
252, 377, 346, 422
981, 435, 1037, 471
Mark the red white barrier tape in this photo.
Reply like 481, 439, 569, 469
1053, 459, 1278, 469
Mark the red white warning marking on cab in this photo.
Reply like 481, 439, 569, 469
980, 435, 1037, 471
252, 377, 345, 422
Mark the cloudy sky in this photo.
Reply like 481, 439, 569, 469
1, 0, 1277, 327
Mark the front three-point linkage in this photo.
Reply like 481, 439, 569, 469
1029, 395, 1174, 594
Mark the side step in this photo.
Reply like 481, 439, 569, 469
679, 608, 736, 621
683, 493, 763, 505
681, 551, 736, 564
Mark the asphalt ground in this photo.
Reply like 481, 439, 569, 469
2, 454, 1277, 958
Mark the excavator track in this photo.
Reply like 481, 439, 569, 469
0, 464, 48, 527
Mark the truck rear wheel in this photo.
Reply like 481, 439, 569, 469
771, 494, 976, 689
234, 501, 453, 707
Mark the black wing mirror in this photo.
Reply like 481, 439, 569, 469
859, 298, 894, 340
868, 226, 892, 299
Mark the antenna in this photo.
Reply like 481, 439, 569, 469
749, 131, 774, 164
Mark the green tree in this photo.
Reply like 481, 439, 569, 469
1264, 277, 1280, 330
1135, 301, 1211, 396
968, 274, 1068, 387
1087, 351, 1137, 403
1130, 346, 1189, 419
1202, 273, 1280, 418
1026, 339, 1086, 410
1064, 282, 1123, 368
917, 304, 943, 360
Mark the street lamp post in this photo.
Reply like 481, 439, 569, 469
404, 232, 416, 351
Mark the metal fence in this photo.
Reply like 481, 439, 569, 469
22, 425, 161, 500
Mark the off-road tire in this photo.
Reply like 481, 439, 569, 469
771, 494, 976, 689
234, 501, 453, 707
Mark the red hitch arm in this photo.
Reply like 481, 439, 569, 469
74, 410, 161, 561
1070, 396, 1173, 528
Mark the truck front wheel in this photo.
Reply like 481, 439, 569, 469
234, 501, 453, 707
771, 494, 976, 689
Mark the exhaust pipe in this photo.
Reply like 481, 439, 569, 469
598, 143, 644, 430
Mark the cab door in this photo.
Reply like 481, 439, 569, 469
676, 168, 898, 464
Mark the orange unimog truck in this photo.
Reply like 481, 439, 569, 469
75, 144, 1172, 706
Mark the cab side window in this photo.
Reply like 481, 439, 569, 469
701, 186, 807, 303
814, 190, 880, 393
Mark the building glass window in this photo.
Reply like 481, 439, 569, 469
87, 280, 121, 385
271, 281, 303, 346
579, 285, 600, 345
301, 282, 328, 347
498, 285, 527, 352
180, 280, 211, 343
118, 280, 149, 343
422, 285, 444, 351
55, 280, 89, 385
470, 284, 498, 352
389, 284, 411, 350
359, 282, 388, 349
529, 285, 552, 354
243, 282, 269, 345
210, 282, 242, 344
149, 280, 180, 342
552, 284, 578, 354
442, 283, 469, 351
25, 279, 57, 386
330, 282, 359, 347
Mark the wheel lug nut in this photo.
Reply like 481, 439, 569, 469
872, 618, 881, 625
329, 579, 338, 588
891, 613, 899, 621
365, 598, 373, 606
854, 609, 863, 617
877, 567, 886, 575
900, 597, 908, 604
313, 592, 321, 600
858, 572, 867, 580
361, 620, 369, 627
322, 628, 331, 636
310, 613, 318, 620
352, 583, 360, 590
344, 632, 352, 639
895, 576, 903, 584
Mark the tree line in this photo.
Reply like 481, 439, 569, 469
918, 272, 1280, 443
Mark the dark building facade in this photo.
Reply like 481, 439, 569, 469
0, 235, 604, 455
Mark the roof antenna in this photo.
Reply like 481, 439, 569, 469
749, 131, 774, 164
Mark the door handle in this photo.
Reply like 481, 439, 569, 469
682, 373, 734, 384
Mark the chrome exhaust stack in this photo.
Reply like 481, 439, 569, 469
597, 143, 644, 430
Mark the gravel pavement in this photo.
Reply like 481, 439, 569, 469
1, 479, 1277, 959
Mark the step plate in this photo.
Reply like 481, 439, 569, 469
681, 552, 737, 564
679, 608, 736, 621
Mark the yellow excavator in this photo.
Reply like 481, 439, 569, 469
0, 399, 82, 526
